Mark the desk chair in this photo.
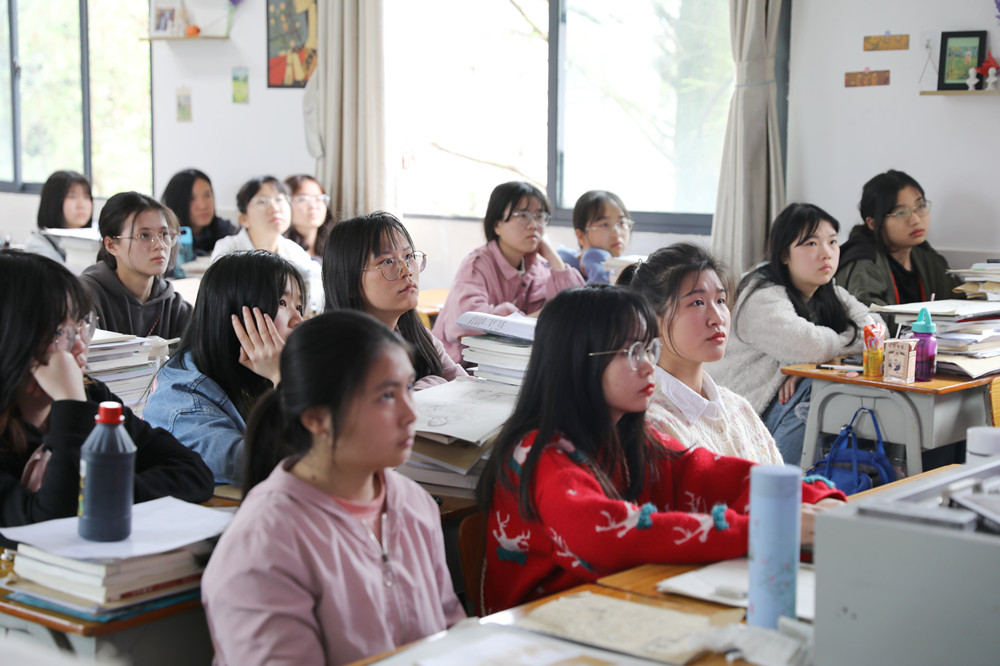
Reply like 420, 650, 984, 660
988, 377, 1000, 426
457, 511, 487, 615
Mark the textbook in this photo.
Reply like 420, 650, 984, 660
1, 574, 203, 616
414, 378, 518, 446
15, 539, 212, 579
455, 311, 537, 341
410, 436, 490, 474
11, 558, 203, 603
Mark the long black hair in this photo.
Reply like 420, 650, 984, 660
322, 211, 443, 379
0, 250, 92, 460
476, 286, 672, 521
95, 192, 180, 270
734, 203, 858, 343
37, 170, 93, 229
177, 250, 306, 420
856, 169, 926, 252
483, 181, 550, 243
161, 168, 226, 233
284, 174, 336, 255
242, 311, 411, 496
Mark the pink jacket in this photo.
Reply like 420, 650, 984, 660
432, 240, 585, 363
202, 461, 465, 666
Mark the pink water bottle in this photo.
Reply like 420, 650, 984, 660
911, 308, 937, 382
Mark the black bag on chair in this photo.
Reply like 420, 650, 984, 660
806, 407, 895, 495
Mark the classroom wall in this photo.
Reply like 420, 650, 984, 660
787, 0, 1000, 266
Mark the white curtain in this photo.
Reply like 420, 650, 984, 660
711, 0, 785, 278
303, 0, 388, 218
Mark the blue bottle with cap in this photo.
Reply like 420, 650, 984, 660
78, 402, 136, 542
911, 307, 937, 382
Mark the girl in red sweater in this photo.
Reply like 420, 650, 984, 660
475, 286, 845, 613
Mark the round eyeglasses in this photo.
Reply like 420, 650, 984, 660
507, 211, 551, 228
250, 195, 290, 209
886, 201, 931, 220
112, 229, 179, 250
363, 251, 428, 281
586, 218, 634, 233
292, 194, 331, 206
587, 339, 661, 371
51, 312, 97, 352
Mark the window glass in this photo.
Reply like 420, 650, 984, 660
0, 0, 11, 181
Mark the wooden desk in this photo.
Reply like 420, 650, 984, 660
782, 363, 993, 474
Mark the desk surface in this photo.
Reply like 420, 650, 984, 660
781, 363, 994, 394
417, 288, 449, 316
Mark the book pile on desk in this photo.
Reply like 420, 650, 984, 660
86, 329, 169, 416
949, 264, 1000, 301
397, 378, 519, 498
0, 497, 232, 622
456, 311, 536, 385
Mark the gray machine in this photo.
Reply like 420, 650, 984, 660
813, 458, 1000, 665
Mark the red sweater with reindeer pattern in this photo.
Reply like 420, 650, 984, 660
481, 429, 844, 614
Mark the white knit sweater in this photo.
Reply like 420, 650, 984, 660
708, 281, 878, 414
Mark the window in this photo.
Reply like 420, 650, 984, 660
384, 0, 732, 233
0, 0, 151, 196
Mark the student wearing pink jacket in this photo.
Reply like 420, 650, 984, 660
433, 181, 585, 364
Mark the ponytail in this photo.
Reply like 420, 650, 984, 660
242, 389, 309, 496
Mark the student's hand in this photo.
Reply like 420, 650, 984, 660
232, 306, 284, 386
778, 375, 801, 404
30, 350, 87, 402
799, 497, 846, 546
537, 237, 567, 271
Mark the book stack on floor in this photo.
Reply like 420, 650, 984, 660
86, 329, 170, 416
397, 378, 519, 498
872, 299, 1000, 378
949, 264, 1000, 301
0, 497, 232, 622
456, 311, 536, 385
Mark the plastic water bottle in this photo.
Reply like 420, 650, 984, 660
911, 307, 937, 382
747, 465, 801, 629
178, 226, 195, 264
78, 402, 136, 542
862, 315, 885, 378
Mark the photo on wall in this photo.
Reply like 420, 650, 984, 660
267, 0, 318, 88
937, 31, 987, 90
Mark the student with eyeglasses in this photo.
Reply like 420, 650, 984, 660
79, 191, 193, 339
211, 176, 323, 314
837, 170, 960, 311
618, 244, 783, 464
0, 250, 214, 545
474, 286, 845, 614
322, 212, 467, 389
557, 190, 634, 284
161, 169, 237, 256
433, 181, 584, 365
284, 174, 336, 261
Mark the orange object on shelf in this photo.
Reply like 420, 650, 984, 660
185, 25, 201, 37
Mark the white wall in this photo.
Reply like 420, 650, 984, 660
787, 0, 1000, 263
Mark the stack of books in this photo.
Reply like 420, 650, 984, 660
86, 329, 169, 416
456, 311, 536, 385
397, 378, 519, 497
949, 264, 1000, 301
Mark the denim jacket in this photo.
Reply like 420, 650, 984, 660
144, 351, 245, 485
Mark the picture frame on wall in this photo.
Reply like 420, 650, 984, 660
937, 31, 987, 90
150, 1, 179, 36
267, 0, 318, 88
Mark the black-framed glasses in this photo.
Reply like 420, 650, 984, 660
587, 339, 661, 371
51, 312, 97, 352
586, 218, 634, 233
886, 201, 931, 220
112, 229, 179, 249
363, 251, 427, 281
507, 211, 551, 228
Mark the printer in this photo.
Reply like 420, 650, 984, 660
814, 457, 1000, 665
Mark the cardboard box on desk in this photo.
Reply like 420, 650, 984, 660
884, 338, 917, 383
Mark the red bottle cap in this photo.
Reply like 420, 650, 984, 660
94, 402, 125, 425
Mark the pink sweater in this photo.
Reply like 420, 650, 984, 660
432, 240, 585, 364
202, 460, 465, 666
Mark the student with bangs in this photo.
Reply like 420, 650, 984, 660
24, 170, 94, 265
284, 174, 335, 261
558, 190, 634, 284
0, 250, 213, 545
144, 251, 306, 484
322, 212, 466, 389
476, 286, 844, 613
79, 192, 192, 339
433, 181, 584, 365
710, 203, 878, 465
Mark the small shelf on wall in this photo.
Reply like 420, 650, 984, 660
919, 89, 1000, 96
142, 35, 229, 41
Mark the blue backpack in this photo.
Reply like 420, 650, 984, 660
807, 407, 896, 495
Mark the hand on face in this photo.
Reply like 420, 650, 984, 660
30, 350, 87, 402
232, 306, 287, 386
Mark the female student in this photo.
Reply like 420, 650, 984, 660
710, 203, 878, 466
557, 190, 633, 284
836, 169, 960, 308
211, 175, 321, 314
23, 170, 94, 264
620, 243, 783, 464
433, 181, 584, 364
284, 174, 335, 261
144, 251, 305, 485
0, 250, 213, 544
161, 168, 237, 256
322, 212, 466, 389
79, 191, 192, 339
475, 286, 844, 613
202, 311, 465, 665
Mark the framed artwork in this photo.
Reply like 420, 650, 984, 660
150, 1, 179, 36
267, 0, 318, 88
937, 31, 987, 90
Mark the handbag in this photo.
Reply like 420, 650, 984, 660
806, 407, 896, 495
